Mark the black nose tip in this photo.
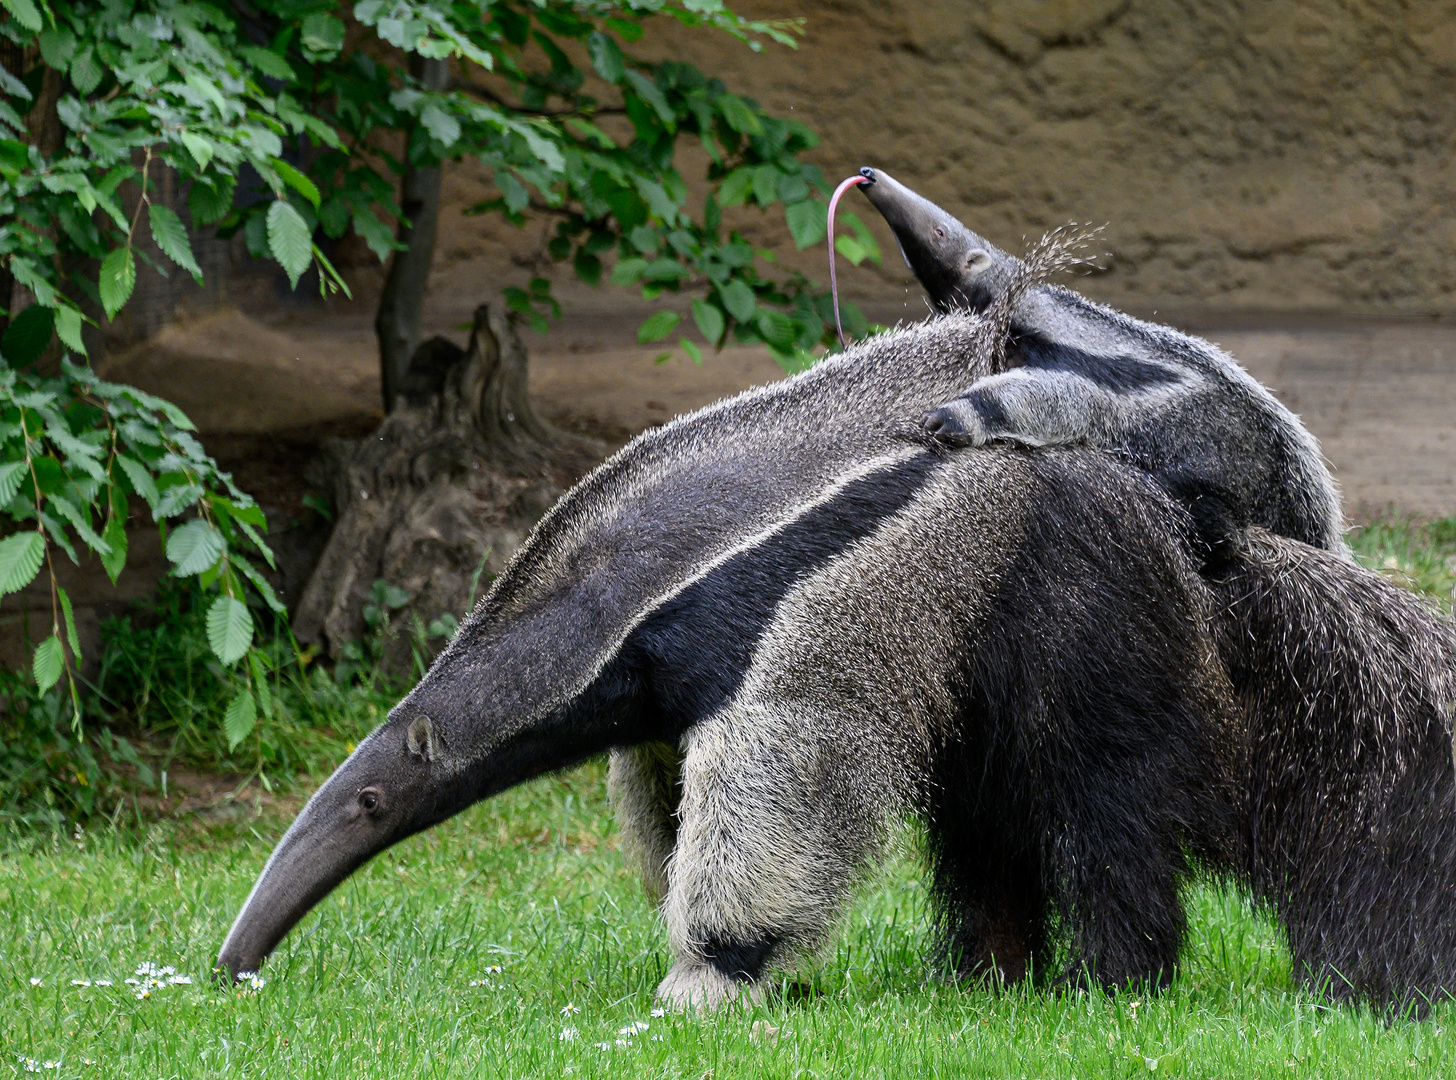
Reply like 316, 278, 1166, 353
858, 167, 876, 185
922, 408, 950, 434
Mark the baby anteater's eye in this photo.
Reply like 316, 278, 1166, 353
359, 788, 382, 814
934, 227, 946, 238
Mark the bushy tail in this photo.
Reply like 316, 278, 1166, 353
1210, 529, 1456, 1012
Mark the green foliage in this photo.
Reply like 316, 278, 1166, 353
0, 0, 878, 753
0, 360, 280, 720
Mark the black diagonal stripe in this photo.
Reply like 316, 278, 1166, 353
1012, 330, 1181, 392
626, 451, 941, 733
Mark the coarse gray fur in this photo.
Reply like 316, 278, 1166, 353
858, 167, 1345, 556
215, 311, 1048, 986
216, 310, 1456, 1014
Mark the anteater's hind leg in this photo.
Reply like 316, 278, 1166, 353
925, 821, 1049, 986
656, 700, 888, 1011
607, 743, 683, 905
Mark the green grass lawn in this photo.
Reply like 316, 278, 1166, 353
4, 514, 1455, 1078
5, 761, 1455, 1080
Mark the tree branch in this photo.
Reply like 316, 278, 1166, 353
451, 80, 627, 119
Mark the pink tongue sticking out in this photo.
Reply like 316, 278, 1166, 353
827, 173, 869, 348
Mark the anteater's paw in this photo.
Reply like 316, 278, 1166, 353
655, 961, 763, 1013
920, 405, 981, 447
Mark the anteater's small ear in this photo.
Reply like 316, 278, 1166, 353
407, 716, 439, 763
966, 249, 993, 274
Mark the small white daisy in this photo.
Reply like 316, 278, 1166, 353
560, 1002, 580, 1015
650, 1006, 666, 1018
28, 977, 41, 987
558, 1028, 579, 1042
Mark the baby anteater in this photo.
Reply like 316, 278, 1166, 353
856, 167, 1343, 559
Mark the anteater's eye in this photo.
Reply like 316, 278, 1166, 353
934, 227, 946, 238
359, 788, 381, 813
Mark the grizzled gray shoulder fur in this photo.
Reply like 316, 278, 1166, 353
857, 167, 1344, 557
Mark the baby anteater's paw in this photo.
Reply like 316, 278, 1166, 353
921, 400, 985, 447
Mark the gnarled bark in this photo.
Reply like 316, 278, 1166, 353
294, 300, 606, 665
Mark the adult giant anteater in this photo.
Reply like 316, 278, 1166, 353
217, 314, 1456, 1012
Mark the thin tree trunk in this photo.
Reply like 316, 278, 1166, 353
375, 55, 449, 413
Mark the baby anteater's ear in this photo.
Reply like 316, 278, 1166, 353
965, 249, 994, 274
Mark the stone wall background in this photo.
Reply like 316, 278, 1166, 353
421, 0, 1456, 319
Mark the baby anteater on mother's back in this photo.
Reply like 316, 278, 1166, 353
856, 167, 1344, 559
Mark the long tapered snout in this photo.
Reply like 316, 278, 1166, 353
216, 721, 441, 981
855, 166, 962, 257
854, 166, 1010, 312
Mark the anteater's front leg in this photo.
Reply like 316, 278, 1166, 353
656, 701, 884, 1011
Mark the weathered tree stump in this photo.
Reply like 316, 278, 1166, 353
293, 301, 607, 666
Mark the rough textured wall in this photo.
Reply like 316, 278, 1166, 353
429, 0, 1456, 318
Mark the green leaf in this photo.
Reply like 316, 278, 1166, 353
206, 594, 254, 665
38, 28, 76, 69
1, 305, 53, 367
756, 308, 796, 351
0, 460, 25, 505
610, 257, 647, 286
99, 248, 136, 320
249, 650, 273, 719
605, 16, 643, 42
720, 279, 756, 323
623, 71, 675, 128
691, 299, 724, 345
717, 168, 755, 208
587, 31, 625, 83
419, 104, 460, 148
834, 234, 868, 265
57, 585, 81, 663
70, 47, 102, 96
165, 519, 225, 577
0, 139, 25, 183
224, 687, 257, 750
678, 337, 703, 364
0, 0, 42, 34
99, 512, 127, 584
188, 176, 233, 225
638, 310, 680, 344
47, 494, 111, 555
717, 95, 762, 136
32, 636, 63, 694
0, 530, 44, 594
54, 306, 85, 353
752, 164, 780, 207
148, 205, 202, 278
271, 158, 320, 208
236, 557, 285, 615
785, 199, 827, 250
267, 200, 312, 288
180, 131, 213, 171
300, 12, 345, 59
242, 45, 295, 82
114, 455, 160, 513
